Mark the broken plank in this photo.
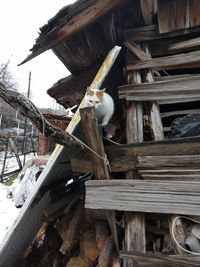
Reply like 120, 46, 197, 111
85, 179, 200, 215
124, 41, 150, 61
20, 0, 128, 65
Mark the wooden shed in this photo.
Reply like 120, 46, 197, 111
1, 0, 200, 266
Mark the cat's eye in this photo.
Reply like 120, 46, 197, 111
95, 101, 99, 104
89, 100, 93, 103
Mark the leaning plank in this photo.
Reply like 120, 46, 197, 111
85, 179, 200, 215
120, 251, 200, 267
126, 50, 200, 71
71, 137, 200, 173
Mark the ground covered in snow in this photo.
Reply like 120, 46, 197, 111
0, 152, 41, 244
0, 184, 20, 243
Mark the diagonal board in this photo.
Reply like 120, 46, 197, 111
0, 46, 121, 267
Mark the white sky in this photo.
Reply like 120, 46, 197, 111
0, 0, 76, 108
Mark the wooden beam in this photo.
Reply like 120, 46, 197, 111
19, 0, 129, 65
125, 43, 146, 267
80, 107, 110, 179
71, 136, 200, 173
71, 149, 136, 173
119, 74, 200, 102
80, 107, 119, 252
126, 50, 200, 71
124, 24, 200, 42
85, 179, 200, 215
106, 136, 200, 156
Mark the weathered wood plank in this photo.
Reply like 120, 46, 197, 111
125, 44, 145, 266
124, 24, 200, 41
72, 137, 200, 172
126, 50, 200, 71
138, 155, 200, 167
80, 107, 119, 252
124, 41, 150, 61
120, 251, 200, 267
142, 44, 164, 141
189, 0, 200, 28
168, 37, 200, 51
85, 179, 200, 215
161, 109, 200, 118
71, 150, 136, 173
158, 0, 189, 33
118, 75, 200, 94
80, 107, 110, 180
119, 74, 200, 102
140, 0, 157, 25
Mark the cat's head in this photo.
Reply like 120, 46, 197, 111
85, 87, 105, 108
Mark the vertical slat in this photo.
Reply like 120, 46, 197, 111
124, 44, 146, 267
142, 43, 185, 254
142, 44, 164, 140
158, 0, 189, 33
189, 0, 200, 27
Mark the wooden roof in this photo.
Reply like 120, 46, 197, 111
19, 0, 131, 73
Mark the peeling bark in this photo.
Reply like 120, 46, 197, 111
0, 82, 81, 148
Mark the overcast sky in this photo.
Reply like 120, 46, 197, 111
0, 0, 76, 108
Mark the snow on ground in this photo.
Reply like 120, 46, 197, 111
0, 152, 36, 174
0, 152, 37, 243
0, 184, 20, 243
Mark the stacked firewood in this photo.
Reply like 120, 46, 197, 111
19, 187, 121, 267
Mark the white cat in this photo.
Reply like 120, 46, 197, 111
84, 87, 114, 126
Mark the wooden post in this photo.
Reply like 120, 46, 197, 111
142, 43, 185, 254
124, 45, 146, 267
1, 139, 9, 182
9, 137, 22, 170
80, 107, 119, 252
142, 44, 164, 140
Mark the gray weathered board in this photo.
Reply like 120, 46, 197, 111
119, 74, 200, 104
85, 179, 200, 215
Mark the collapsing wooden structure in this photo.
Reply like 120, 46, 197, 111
2, 0, 200, 266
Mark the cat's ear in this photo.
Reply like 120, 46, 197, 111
100, 88, 106, 92
86, 87, 94, 96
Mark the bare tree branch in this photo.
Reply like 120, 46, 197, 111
0, 82, 81, 148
